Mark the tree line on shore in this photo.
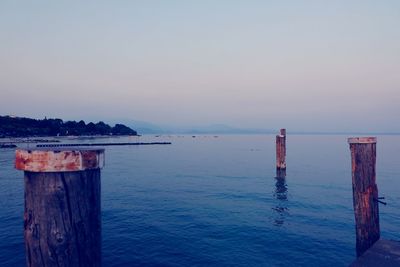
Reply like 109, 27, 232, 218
0, 115, 137, 137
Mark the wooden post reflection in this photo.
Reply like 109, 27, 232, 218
273, 176, 288, 226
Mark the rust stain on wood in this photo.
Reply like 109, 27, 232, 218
15, 148, 105, 172
348, 137, 377, 144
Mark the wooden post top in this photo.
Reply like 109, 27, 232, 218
15, 148, 105, 172
348, 137, 377, 144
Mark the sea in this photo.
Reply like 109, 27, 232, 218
0, 134, 399, 266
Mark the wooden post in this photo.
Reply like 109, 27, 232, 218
15, 148, 105, 267
348, 137, 380, 257
276, 129, 286, 177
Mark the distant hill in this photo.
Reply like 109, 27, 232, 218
112, 118, 274, 134
0, 115, 137, 137
182, 124, 274, 134
107, 119, 167, 134
114, 119, 274, 135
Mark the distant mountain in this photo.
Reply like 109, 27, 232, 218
124, 121, 167, 134
0, 115, 137, 137
183, 124, 274, 134
104, 119, 167, 134
108, 119, 274, 135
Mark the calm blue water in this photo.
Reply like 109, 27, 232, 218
0, 135, 399, 266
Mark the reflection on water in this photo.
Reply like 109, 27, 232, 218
273, 176, 289, 226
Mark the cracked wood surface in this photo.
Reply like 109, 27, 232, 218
349, 139, 380, 257
24, 170, 101, 267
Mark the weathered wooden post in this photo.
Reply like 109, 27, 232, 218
276, 128, 286, 177
15, 148, 105, 267
348, 137, 380, 257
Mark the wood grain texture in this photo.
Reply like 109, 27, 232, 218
24, 169, 101, 267
349, 140, 380, 257
276, 129, 286, 177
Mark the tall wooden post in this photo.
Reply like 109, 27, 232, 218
276, 129, 286, 177
348, 137, 379, 257
15, 148, 105, 267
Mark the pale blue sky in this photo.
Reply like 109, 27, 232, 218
1, 1, 399, 132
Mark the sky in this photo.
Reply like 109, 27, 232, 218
0, 1, 399, 132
